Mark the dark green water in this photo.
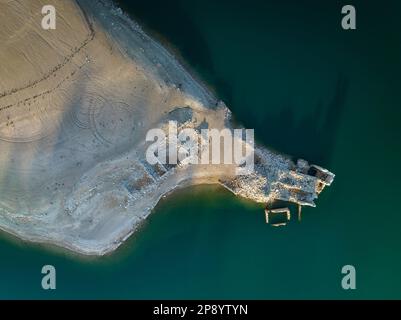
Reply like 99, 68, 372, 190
1, 0, 401, 299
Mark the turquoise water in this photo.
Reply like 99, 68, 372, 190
1, 0, 401, 299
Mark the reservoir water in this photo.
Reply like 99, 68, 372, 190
0, 0, 400, 298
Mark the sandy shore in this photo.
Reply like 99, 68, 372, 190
0, 0, 334, 255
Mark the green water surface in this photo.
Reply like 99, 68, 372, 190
0, 0, 400, 299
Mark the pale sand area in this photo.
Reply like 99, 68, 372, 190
0, 0, 334, 255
